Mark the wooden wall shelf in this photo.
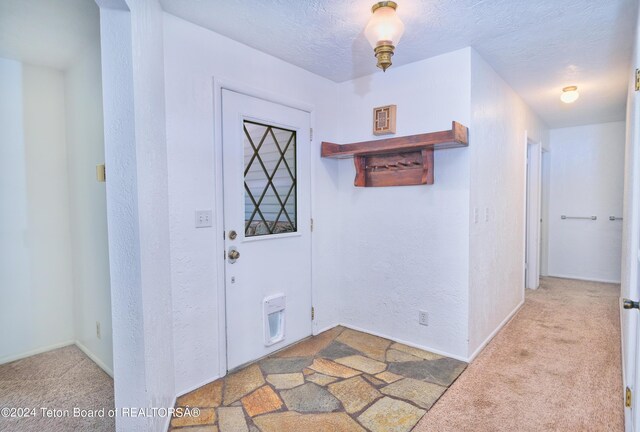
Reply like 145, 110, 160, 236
321, 121, 469, 187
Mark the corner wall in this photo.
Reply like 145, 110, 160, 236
335, 49, 472, 359
333, 48, 548, 361
1, 26, 112, 379
160, 20, 550, 401
468, 49, 549, 357
0, 1, 112, 378
161, 36, 549, 383
65, 39, 113, 375
0, 58, 75, 364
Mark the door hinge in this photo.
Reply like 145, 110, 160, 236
223, 231, 226, 240
310, 128, 313, 142
311, 307, 315, 320
310, 218, 314, 232
626, 386, 632, 408
96, 164, 106, 182
224, 250, 226, 260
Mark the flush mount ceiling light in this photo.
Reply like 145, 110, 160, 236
364, 1, 405, 72
560, 86, 580, 103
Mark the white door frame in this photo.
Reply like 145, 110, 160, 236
212, 78, 316, 377
524, 132, 542, 289
540, 148, 551, 277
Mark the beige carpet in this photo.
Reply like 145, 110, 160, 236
415, 277, 624, 432
0, 345, 114, 431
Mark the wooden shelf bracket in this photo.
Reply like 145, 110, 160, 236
321, 121, 468, 187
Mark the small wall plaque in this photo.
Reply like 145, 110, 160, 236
373, 104, 396, 135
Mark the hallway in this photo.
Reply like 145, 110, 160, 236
416, 277, 623, 431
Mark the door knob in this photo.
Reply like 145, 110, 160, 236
228, 249, 240, 262
623, 299, 640, 309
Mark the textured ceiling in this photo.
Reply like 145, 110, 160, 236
161, 0, 637, 128
0, 0, 99, 70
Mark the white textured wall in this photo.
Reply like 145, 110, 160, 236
163, 13, 341, 395
65, 39, 113, 374
162, 34, 550, 379
468, 49, 548, 356
98, 6, 147, 430
335, 49, 472, 359
99, 1, 178, 429
548, 122, 625, 283
0, 59, 75, 363
128, 1, 176, 430
0, 58, 30, 362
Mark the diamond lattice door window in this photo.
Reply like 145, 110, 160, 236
243, 121, 297, 237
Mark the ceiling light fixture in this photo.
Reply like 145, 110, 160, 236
365, 1, 405, 72
560, 86, 579, 104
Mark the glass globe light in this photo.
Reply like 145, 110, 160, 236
364, 2, 405, 72
560, 86, 580, 104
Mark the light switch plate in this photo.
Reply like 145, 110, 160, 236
195, 210, 213, 228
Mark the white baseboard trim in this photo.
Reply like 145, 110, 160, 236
467, 299, 525, 362
546, 273, 621, 284
338, 323, 468, 363
0, 340, 75, 366
74, 340, 113, 378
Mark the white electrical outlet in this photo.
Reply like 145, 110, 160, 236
419, 311, 429, 326
96, 321, 101, 339
195, 210, 213, 228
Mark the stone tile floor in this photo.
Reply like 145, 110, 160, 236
169, 326, 466, 432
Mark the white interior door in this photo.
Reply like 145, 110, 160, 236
631, 284, 640, 432
222, 90, 312, 371
624, 63, 640, 432
628, 126, 640, 432
628, 214, 640, 432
